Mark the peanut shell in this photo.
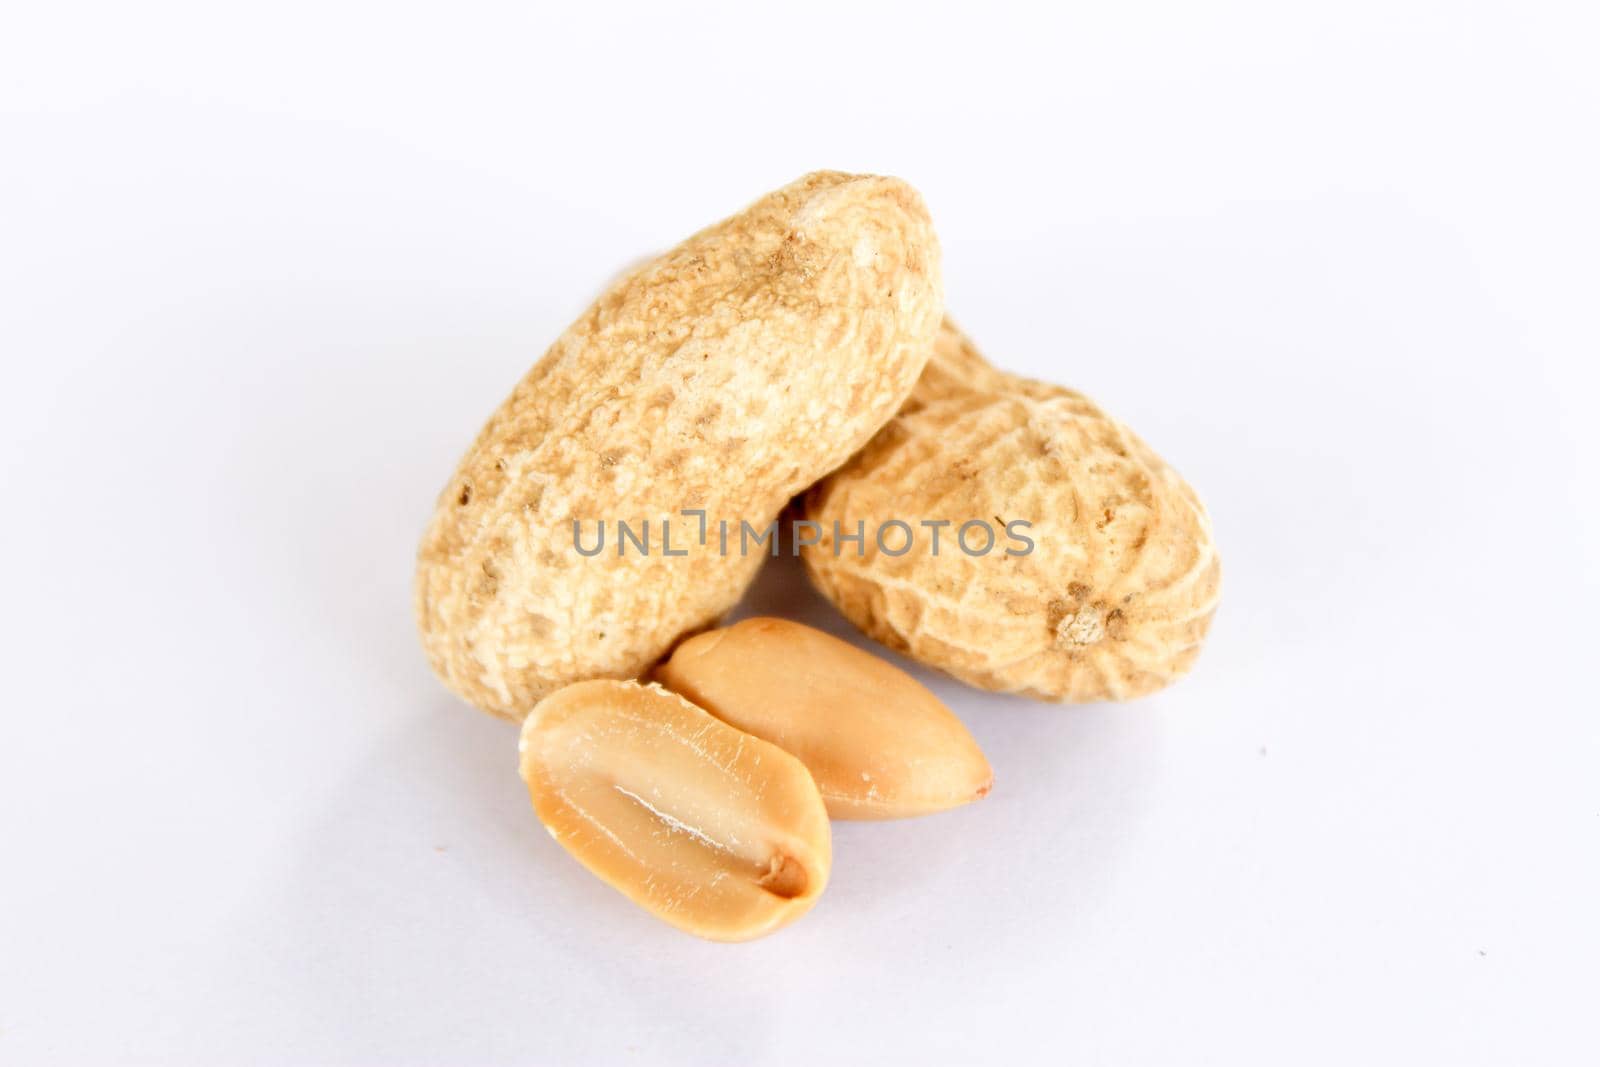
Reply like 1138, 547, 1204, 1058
801, 319, 1220, 702
417, 171, 943, 719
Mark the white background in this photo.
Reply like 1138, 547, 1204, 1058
3, 2, 1597, 1064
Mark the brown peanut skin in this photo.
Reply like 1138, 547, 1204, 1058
802, 319, 1221, 703
655, 618, 992, 820
416, 172, 943, 720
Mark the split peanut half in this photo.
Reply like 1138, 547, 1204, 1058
519, 679, 831, 942
656, 618, 993, 819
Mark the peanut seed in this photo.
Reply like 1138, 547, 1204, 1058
655, 618, 993, 820
519, 679, 831, 941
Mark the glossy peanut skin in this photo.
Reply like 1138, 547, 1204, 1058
519, 680, 831, 942
656, 618, 992, 819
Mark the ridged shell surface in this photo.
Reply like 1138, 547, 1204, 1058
417, 172, 943, 719
802, 320, 1219, 702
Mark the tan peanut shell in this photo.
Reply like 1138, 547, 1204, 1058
416, 172, 943, 720
519, 679, 831, 942
655, 618, 993, 820
801, 319, 1221, 702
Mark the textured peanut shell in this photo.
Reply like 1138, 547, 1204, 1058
416, 172, 943, 719
519, 680, 831, 942
655, 618, 992, 819
802, 319, 1220, 702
